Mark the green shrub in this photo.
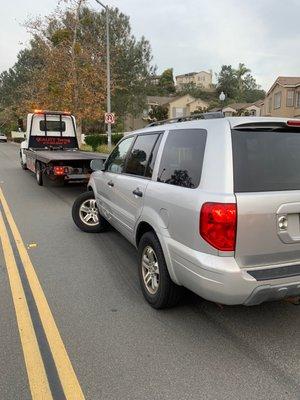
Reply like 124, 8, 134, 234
85, 133, 123, 150
112, 133, 123, 145
13, 138, 25, 143
85, 134, 106, 151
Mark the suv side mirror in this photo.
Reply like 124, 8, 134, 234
90, 159, 105, 171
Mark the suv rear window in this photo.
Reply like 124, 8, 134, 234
157, 129, 207, 188
232, 130, 300, 192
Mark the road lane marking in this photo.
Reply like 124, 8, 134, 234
0, 187, 85, 400
0, 212, 52, 400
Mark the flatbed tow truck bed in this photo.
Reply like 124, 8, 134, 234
24, 149, 107, 164
24, 148, 107, 185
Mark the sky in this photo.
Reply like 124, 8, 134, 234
0, 0, 300, 91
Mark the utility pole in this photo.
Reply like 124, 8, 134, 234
95, 0, 112, 149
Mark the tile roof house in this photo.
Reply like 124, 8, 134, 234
162, 94, 208, 119
261, 77, 300, 117
222, 102, 262, 116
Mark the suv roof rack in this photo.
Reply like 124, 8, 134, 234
147, 111, 224, 127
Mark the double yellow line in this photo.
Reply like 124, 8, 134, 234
0, 187, 85, 400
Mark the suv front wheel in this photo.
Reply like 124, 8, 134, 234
72, 191, 108, 233
138, 231, 182, 309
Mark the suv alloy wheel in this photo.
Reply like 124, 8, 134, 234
72, 191, 108, 233
138, 231, 182, 309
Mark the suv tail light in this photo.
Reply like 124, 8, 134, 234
287, 120, 300, 127
200, 202, 237, 251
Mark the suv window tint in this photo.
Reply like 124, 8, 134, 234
125, 133, 160, 177
145, 134, 163, 178
232, 130, 300, 192
106, 136, 134, 174
40, 120, 66, 132
157, 129, 207, 188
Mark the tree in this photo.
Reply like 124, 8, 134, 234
158, 68, 175, 94
216, 64, 265, 104
191, 106, 207, 115
145, 68, 175, 96
176, 82, 216, 102
216, 65, 239, 100
0, 39, 47, 133
148, 105, 168, 122
0, 1, 154, 135
236, 63, 251, 92
241, 74, 265, 102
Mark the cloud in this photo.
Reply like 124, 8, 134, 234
1, 0, 300, 90
108, 0, 300, 90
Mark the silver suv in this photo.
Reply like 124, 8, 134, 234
72, 115, 300, 308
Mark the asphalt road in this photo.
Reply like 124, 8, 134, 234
0, 141, 299, 400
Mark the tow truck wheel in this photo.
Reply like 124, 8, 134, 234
72, 191, 107, 233
20, 151, 27, 170
36, 162, 44, 186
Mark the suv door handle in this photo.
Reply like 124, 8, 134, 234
132, 188, 143, 197
107, 180, 114, 187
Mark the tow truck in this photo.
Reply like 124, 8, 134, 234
20, 110, 106, 186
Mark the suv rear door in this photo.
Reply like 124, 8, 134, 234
232, 122, 300, 269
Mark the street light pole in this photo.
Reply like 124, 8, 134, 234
219, 91, 226, 102
95, 0, 112, 149
219, 91, 226, 114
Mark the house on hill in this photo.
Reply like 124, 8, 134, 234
124, 95, 209, 131
175, 71, 213, 90
261, 77, 300, 117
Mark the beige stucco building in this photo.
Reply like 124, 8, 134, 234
175, 71, 213, 90
166, 94, 208, 118
222, 102, 262, 117
124, 95, 209, 131
147, 95, 208, 119
261, 77, 300, 117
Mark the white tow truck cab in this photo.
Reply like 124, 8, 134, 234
20, 110, 105, 186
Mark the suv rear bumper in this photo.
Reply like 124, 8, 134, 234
164, 237, 300, 305
244, 281, 300, 305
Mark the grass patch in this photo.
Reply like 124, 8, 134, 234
80, 144, 93, 152
80, 143, 114, 154
96, 144, 115, 154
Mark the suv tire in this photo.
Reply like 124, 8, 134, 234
72, 191, 108, 233
138, 231, 182, 309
